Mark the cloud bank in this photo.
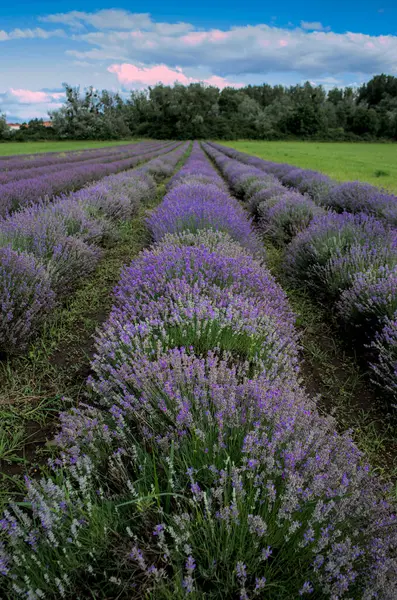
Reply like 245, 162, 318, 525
1, 8, 397, 119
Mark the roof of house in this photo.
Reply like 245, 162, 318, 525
6, 120, 53, 128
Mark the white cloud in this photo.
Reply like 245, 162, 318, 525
0, 27, 64, 41
28, 10, 397, 82
300, 21, 327, 31
66, 21, 397, 79
40, 10, 152, 31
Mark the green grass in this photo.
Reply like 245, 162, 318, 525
223, 140, 397, 192
0, 139, 141, 156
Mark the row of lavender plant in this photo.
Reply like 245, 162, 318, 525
209, 143, 397, 226
0, 141, 179, 217
1, 142, 396, 599
0, 144, 126, 168
203, 142, 397, 409
0, 142, 175, 186
0, 142, 188, 354
0, 141, 167, 173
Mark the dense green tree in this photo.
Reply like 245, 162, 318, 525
358, 74, 397, 108
6, 74, 396, 142
0, 113, 10, 140
348, 106, 379, 136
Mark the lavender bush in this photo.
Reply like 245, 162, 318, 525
248, 185, 286, 218
0, 247, 55, 353
326, 182, 397, 225
284, 212, 390, 295
258, 192, 324, 246
73, 172, 157, 221
371, 314, 397, 405
281, 169, 334, 203
90, 348, 396, 598
0, 202, 104, 292
337, 264, 397, 335
148, 182, 260, 253
156, 229, 259, 257
89, 240, 298, 405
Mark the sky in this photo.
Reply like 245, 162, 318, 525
1, 1, 397, 121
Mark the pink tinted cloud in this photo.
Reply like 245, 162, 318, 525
208, 30, 229, 42
108, 63, 190, 85
181, 30, 229, 46
204, 75, 243, 89
181, 32, 208, 46
9, 88, 63, 104
379, 35, 390, 46
279, 39, 288, 47
108, 63, 243, 89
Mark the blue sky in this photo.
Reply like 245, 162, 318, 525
1, 1, 397, 121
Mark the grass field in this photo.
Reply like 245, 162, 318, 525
223, 141, 397, 192
0, 139, 140, 156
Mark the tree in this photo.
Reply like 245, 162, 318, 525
358, 74, 397, 108
347, 106, 379, 136
44, 74, 397, 141
50, 84, 132, 140
0, 113, 10, 140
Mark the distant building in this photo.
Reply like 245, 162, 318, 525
42, 121, 53, 128
7, 123, 21, 131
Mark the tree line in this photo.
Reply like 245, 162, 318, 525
2, 74, 397, 141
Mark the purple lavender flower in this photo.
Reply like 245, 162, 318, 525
371, 313, 397, 405
0, 246, 55, 353
248, 185, 286, 218
299, 581, 314, 595
258, 192, 325, 246
337, 263, 397, 334
147, 182, 261, 253
326, 181, 397, 224
284, 211, 391, 294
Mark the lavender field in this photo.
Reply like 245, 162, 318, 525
0, 140, 396, 599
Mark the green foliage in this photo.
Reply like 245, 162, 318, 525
5, 74, 397, 142
10, 119, 57, 142
50, 84, 131, 140
0, 113, 11, 140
